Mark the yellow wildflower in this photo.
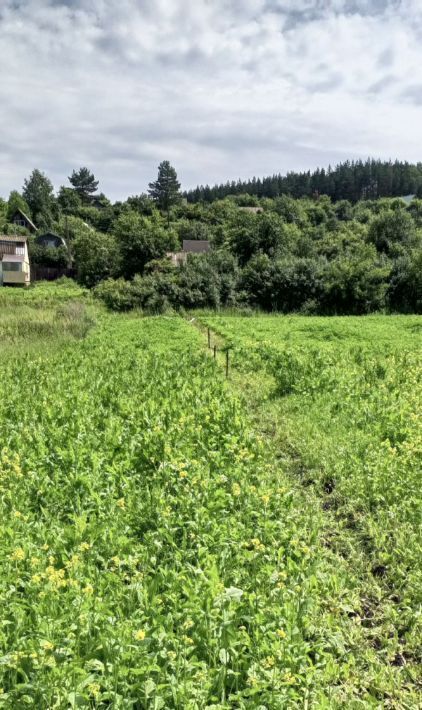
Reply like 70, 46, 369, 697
87, 683, 100, 698
134, 629, 146, 641
261, 494, 270, 505
10, 547, 25, 561
78, 542, 91, 552
40, 640, 54, 652
232, 483, 241, 497
41, 544, 49, 551
117, 497, 125, 509
179, 471, 187, 479
13, 511, 23, 518
276, 629, 286, 639
82, 584, 94, 595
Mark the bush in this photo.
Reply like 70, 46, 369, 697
93, 279, 135, 311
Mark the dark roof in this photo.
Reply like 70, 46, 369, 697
12, 209, 37, 231
182, 240, 210, 253
35, 232, 66, 247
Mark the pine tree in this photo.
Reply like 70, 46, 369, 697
148, 161, 181, 223
69, 167, 99, 202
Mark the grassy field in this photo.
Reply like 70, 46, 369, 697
199, 313, 422, 707
0, 286, 420, 708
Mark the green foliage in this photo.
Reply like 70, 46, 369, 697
186, 158, 422, 203
113, 210, 178, 277
28, 240, 68, 268
6, 190, 31, 222
72, 229, 120, 287
0, 297, 420, 707
148, 161, 182, 219
57, 186, 82, 213
322, 246, 391, 314
388, 247, 422, 313
68, 167, 99, 202
368, 209, 418, 255
22, 169, 56, 229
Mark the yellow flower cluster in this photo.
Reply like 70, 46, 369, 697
10, 547, 25, 561
249, 538, 265, 552
232, 482, 241, 497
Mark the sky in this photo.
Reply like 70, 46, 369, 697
0, 0, 421, 200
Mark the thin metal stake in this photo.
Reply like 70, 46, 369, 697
213, 345, 217, 359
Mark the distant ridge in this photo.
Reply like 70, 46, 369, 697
185, 159, 422, 204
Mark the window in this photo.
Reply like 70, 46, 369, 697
2, 262, 22, 272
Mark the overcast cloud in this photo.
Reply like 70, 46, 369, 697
0, 0, 421, 199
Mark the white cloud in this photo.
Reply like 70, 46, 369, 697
0, 0, 421, 199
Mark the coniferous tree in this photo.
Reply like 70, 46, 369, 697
69, 167, 99, 202
148, 161, 181, 224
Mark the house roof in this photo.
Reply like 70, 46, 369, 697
1, 253, 24, 262
399, 194, 415, 205
182, 240, 210, 253
36, 232, 66, 246
0, 234, 28, 242
12, 208, 37, 231
238, 206, 263, 213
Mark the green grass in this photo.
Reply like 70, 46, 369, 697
200, 313, 422, 706
0, 281, 95, 353
0, 293, 420, 707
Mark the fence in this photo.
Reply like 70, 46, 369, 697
31, 266, 76, 282
208, 327, 231, 377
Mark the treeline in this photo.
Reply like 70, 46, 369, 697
1, 162, 421, 314
185, 159, 422, 204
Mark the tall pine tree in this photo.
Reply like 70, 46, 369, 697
148, 161, 181, 224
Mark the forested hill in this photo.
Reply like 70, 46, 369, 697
185, 159, 422, 204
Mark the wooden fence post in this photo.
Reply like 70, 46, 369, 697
226, 349, 229, 378
208, 328, 211, 349
213, 345, 217, 359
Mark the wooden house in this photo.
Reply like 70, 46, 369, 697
0, 236, 31, 286
11, 209, 37, 234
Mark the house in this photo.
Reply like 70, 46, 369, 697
35, 232, 67, 249
238, 206, 263, 214
11, 209, 37, 234
182, 240, 210, 254
167, 240, 211, 266
0, 235, 31, 286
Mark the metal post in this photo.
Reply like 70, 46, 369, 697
213, 345, 217, 359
